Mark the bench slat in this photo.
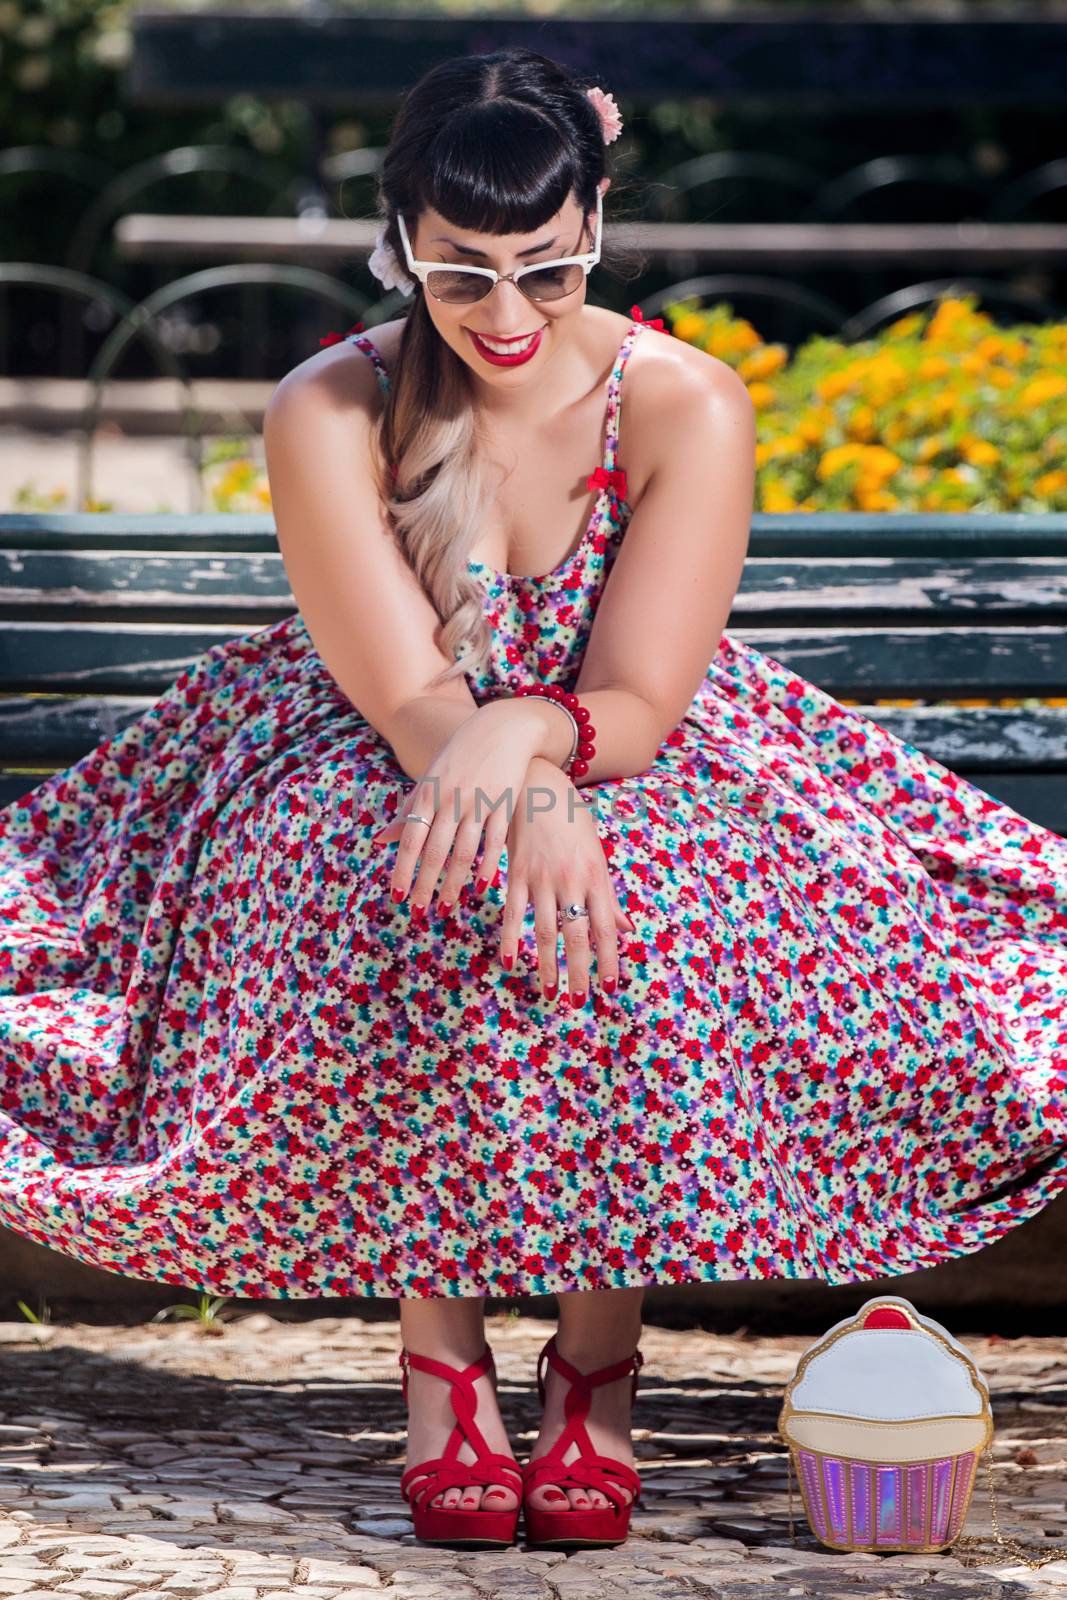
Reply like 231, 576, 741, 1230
4, 551, 1067, 619
3, 513, 1067, 557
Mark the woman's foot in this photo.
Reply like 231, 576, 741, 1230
403, 1349, 520, 1513
523, 1336, 639, 1513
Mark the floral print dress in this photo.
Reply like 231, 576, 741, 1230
1, 316, 1065, 1301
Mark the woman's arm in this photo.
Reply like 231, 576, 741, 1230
569, 351, 757, 782
262, 355, 574, 785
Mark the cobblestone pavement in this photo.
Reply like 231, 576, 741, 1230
3, 1312, 1067, 1598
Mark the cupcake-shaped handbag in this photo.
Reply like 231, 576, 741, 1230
778, 1295, 993, 1554
778, 1294, 1067, 1568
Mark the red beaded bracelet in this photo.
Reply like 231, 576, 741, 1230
514, 682, 597, 778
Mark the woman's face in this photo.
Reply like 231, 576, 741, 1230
409, 181, 608, 381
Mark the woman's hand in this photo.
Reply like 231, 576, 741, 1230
372, 698, 557, 914
500, 756, 635, 1003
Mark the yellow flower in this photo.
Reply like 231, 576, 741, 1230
929, 389, 962, 421
738, 344, 788, 381
795, 408, 833, 444
672, 312, 706, 343
816, 367, 864, 401
846, 404, 877, 441
765, 433, 806, 458
1035, 469, 1067, 497
730, 319, 763, 353
746, 381, 778, 411
885, 312, 925, 341
959, 437, 999, 468
817, 442, 866, 479
857, 445, 902, 480
761, 482, 798, 512
703, 326, 747, 361
855, 486, 899, 511
1019, 373, 1067, 408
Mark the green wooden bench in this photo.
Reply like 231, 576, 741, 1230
1, 511, 1065, 838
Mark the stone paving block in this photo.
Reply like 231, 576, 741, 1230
12, 1593, 75, 1600
149, 1504, 218, 1524
52, 1582, 143, 1597
299, 1561, 381, 1585
34, 1493, 117, 1512
156, 1580, 236, 1597
215, 1505, 297, 1527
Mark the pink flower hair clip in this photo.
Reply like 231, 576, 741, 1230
586, 85, 623, 145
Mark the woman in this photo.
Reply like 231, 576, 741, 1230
2, 45, 1066, 1557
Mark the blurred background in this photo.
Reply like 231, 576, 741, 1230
3, 0, 1067, 519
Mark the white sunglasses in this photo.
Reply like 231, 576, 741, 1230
396, 189, 603, 305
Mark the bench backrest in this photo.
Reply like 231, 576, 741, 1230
1, 512, 1064, 836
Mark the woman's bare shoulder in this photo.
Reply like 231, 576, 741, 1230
628, 310, 743, 408
621, 310, 753, 502
273, 316, 407, 411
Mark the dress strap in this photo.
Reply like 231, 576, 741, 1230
346, 331, 391, 398
587, 318, 646, 506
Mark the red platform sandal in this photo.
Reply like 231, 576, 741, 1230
398, 1342, 522, 1547
520, 1333, 644, 1548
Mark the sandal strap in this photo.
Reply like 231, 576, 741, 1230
401, 1451, 522, 1511
536, 1335, 644, 1407
399, 1341, 494, 1402
521, 1451, 641, 1514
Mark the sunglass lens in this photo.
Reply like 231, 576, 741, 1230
520, 264, 585, 301
425, 270, 493, 305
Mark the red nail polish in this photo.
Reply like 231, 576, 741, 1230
439, 902, 453, 917
544, 984, 557, 1000
391, 887, 404, 902
570, 991, 586, 1009
502, 953, 513, 969
475, 877, 488, 893
410, 902, 426, 921
603, 976, 617, 993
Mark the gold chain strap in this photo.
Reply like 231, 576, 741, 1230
787, 1445, 1067, 1571
953, 1445, 1067, 1571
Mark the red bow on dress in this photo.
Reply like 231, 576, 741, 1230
586, 464, 629, 500
630, 303, 668, 332
318, 321, 366, 347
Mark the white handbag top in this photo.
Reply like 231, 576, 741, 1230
788, 1296, 990, 1422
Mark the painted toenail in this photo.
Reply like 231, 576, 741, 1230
544, 1489, 567, 1502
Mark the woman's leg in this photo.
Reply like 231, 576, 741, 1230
399, 1294, 520, 1513
524, 1286, 645, 1512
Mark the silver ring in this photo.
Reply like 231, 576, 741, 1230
558, 902, 590, 923
402, 813, 433, 828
